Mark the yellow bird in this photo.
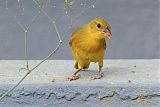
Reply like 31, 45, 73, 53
67, 18, 112, 81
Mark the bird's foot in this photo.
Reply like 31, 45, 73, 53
89, 72, 104, 80
67, 74, 80, 81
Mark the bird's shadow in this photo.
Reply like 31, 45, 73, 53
81, 66, 132, 78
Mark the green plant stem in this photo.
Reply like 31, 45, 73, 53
33, 0, 62, 42
0, 17, 72, 102
0, 41, 62, 102
0, 0, 96, 102
0, 71, 29, 101
24, 31, 29, 68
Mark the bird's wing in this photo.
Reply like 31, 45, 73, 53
69, 27, 82, 47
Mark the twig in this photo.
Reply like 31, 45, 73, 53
33, 0, 62, 41
0, 0, 96, 102
5, 7, 41, 69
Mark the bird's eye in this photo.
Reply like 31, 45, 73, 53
97, 23, 101, 28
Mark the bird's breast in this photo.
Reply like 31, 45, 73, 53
71, 37, 106, 62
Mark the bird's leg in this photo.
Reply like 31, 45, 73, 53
74, 61, 78, 69
89, 65, 104, 80
67, 68, 82, 81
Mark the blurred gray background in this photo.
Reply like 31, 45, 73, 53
0, 0, 159, 60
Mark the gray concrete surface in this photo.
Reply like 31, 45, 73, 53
0, 0, 159, 59
0, 60, 160, 107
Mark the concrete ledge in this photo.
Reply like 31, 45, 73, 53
0, 60, 160, 107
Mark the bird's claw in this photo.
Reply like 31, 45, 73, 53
89, 72, 104, 80
67, 74, 80, 81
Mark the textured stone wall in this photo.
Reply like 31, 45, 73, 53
0, 60, 160, 107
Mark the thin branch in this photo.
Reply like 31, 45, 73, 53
62, 0, 96, 40
33, 0, 62, 41
6, 8, 26, 32
52, 21, 62, 42
75, 0, 96, 21
0, 42, 62, 102
26, 11, 41, 31
6, 6, 41, 69
0, 0, 96, 102
31, 42, 62, 71
24, 31, 29, 69
24, 12, 41, 68
0, 71, 29, 101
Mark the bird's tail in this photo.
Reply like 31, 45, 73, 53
74, 61, 90, 69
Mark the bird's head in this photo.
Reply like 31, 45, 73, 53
86, 18, 112, 39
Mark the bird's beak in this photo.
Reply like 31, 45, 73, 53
100, 28, 112, 39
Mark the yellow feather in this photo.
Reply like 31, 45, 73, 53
69, 18, 111, 69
